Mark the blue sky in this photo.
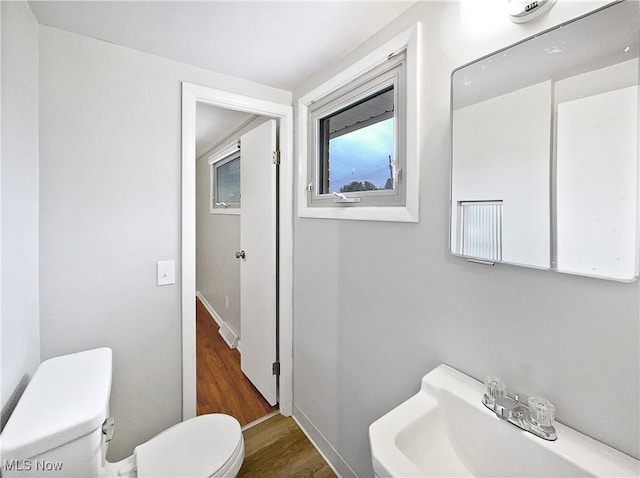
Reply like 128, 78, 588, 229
328, 118, 394, 192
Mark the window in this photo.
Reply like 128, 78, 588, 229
309, 51, 406, 208
214, 154, 240, 205
298, 23, 421, 222
208, 141, 241, 213
320, 88, 394, 195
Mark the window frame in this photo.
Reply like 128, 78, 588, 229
308, 53, 406, 208
208, 141, 241, 214
297, 23, 422, 222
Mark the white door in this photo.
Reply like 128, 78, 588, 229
239, 119, 278, 406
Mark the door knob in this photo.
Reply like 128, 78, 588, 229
235, 250, 246, 259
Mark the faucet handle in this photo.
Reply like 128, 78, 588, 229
484, 376, 507, 401
528, 396, 555, 427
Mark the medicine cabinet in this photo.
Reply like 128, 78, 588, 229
450, 0, 639, 281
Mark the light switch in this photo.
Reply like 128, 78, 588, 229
157, 260, 175, 286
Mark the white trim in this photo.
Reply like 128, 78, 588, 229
209, 208, 241, 216
182, 82, 294, 419
195, 291, 223, 327
207, 140, 240, 165
196, 291, 242, 352
293, 404, 357, 478
297, 23, 422, 223
195, 291, 243, 352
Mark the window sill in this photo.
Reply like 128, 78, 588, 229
298, 204, 417, 223
209, 208, 241, 216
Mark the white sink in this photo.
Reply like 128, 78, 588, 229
369, 364, 639, 477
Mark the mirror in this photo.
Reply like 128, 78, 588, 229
450, 0, 639, 281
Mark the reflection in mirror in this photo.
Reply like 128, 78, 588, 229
450, 0, 639, 281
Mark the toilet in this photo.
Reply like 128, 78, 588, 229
0, 348, 244, 478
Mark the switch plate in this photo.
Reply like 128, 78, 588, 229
157, 260, 175, 286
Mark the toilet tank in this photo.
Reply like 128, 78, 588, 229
0, 348, 113, 478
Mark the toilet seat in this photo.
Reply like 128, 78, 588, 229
135, 414, 244, 478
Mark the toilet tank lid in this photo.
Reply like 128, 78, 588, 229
0, 348, 112, 459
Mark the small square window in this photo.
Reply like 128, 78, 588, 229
318, 86, 396, 195
208, 141, 241, 213
298, 23, 421, 222
308, 51, 406, 208
215, 155, 240, 204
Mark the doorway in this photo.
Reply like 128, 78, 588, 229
195, 110, 277, 420
181, 83, 293, 421
195, 296, 277, 423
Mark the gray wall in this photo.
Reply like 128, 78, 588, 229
38, 25, 291, 460
196, 116, 268, 337
196, 210, 241, 334
1, 1, 40, 429
291, 1, 639, 476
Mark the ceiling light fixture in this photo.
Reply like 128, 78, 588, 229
507, 0, 557, 23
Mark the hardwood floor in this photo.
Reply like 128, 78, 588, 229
197, 298, 335, 476
240, 414, 336, 477
196, 297, 277, 425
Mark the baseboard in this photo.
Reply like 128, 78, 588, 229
196, 291, 223, 327
293, 403, 358, 478
196, 291, 242, 352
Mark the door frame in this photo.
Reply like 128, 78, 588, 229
181, 82, 294, 419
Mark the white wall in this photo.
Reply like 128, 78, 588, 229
452, 81, 551, 267
555, 60, 639, 281
38, 25, 291, 460
557, 85, 638, 280
196, 208, 241, 334
292, 1, 639, 476
0, 1, 40, 429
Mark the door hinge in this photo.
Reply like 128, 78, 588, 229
272, 361, 280, 376
272, 150, 281, 166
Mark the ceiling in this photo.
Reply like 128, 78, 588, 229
29, 1, 415, 153
196, 105, 254, 158
28, 0, 415, 92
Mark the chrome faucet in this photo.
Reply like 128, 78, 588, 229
482, 376, 557, 441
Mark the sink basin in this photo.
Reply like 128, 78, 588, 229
369, 364, 639, 477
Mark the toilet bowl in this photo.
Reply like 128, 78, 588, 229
0, 348, 244, 478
